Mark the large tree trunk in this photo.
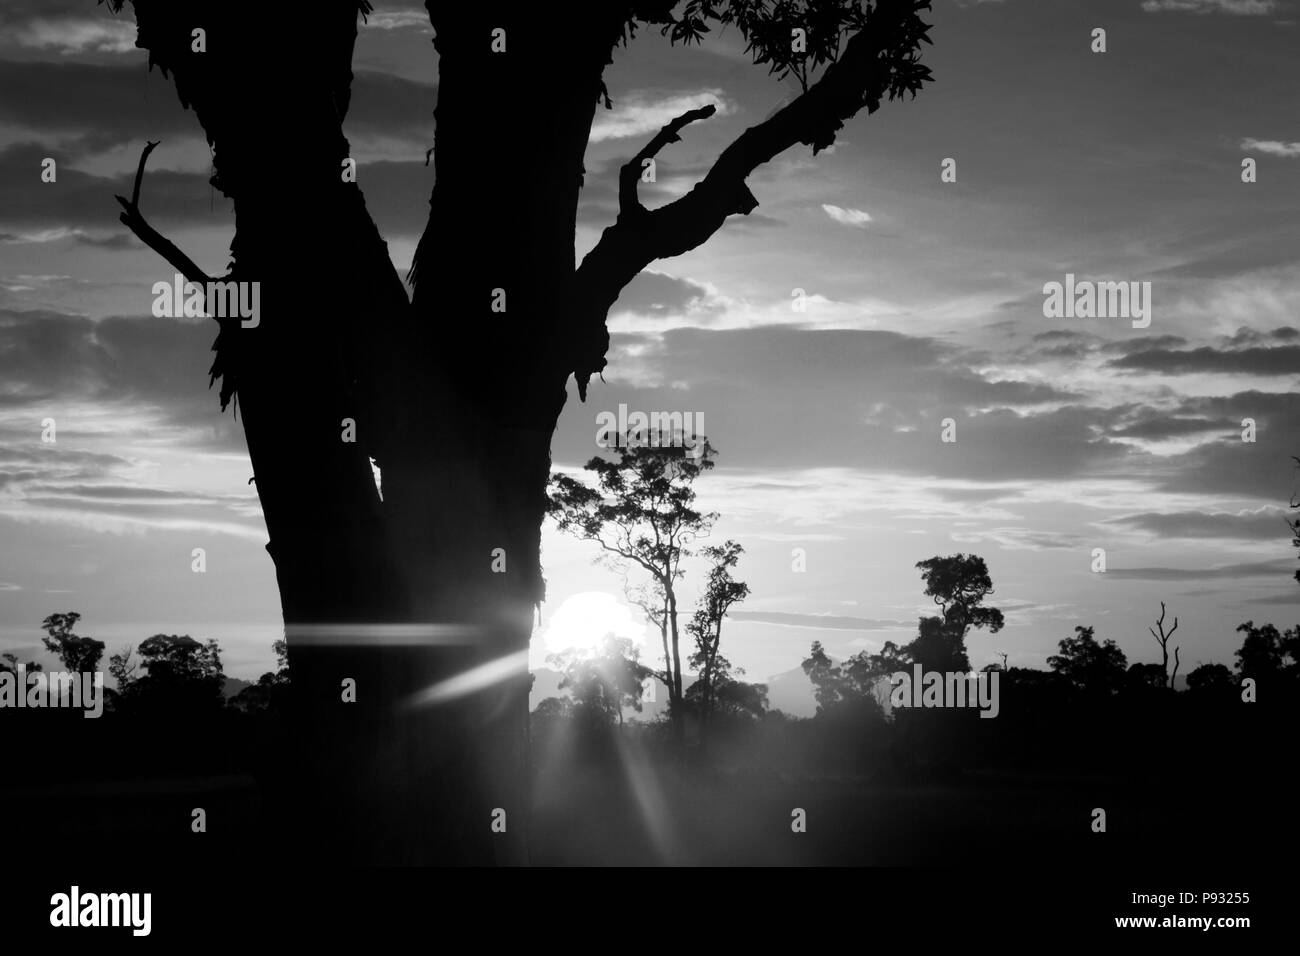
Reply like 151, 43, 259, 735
267, 6, 629, 863
308, 7, 625, 863
116, 0, 626, 863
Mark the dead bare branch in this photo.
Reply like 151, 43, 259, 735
618, 103, 717, 217
114, 140, 215, 288
1150, 601, 1181, 689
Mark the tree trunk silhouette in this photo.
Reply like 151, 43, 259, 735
107, 0, 933, 862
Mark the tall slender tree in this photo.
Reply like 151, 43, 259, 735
548, 439, 717, 739
686, 541, 750, 743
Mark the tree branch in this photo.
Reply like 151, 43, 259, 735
570, 0, 933, 397
618, 103, 716, 216
1151, 601, 1169, 647
114, 141, 215, 287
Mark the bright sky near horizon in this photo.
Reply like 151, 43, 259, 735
1, 0, 1297, 686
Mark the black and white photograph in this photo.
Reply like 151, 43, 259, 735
0, 0, 1294, 937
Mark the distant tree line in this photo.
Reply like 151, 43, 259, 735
1, 611, 289, 715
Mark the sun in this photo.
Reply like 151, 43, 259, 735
539, 591, 649, 656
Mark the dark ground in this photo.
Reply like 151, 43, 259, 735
2, 692, 1291, 867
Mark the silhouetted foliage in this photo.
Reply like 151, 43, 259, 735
686, 675, 768, 721
122, 634, 225, 713
0, 652, 41, 674
845, 639, 910, 690
108, 644, 137, 688
1185, 662, 1235, 697
801, 639, 897, 716
229, 638, 292, 713
1233, 620, 1300, 683
803, 640, 844, 712
802, 554, 1005, 720
1047, 626, 1128, 696
40, 612, 105, 673
530, 695, 576, 740
905, 554, 1004, 670
1126, 661, 1169, 693
907, 615, 968, 672
656, 0, 934, 99
685, 540, 751, 740
548, 634, 652, 728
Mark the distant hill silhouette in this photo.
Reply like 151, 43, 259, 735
762, 662, 819, 718
222, 676, 253, 699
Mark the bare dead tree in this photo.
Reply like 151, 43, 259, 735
1291, 456, 1300, 586
1149, 602, 1180, 689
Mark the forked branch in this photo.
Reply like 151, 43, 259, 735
115, 141, 215, 287
618, 103, 717, 216
1149, 601, 1180, 689
571, 0, 933, 396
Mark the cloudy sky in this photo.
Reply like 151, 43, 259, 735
1, 0, 1297, 690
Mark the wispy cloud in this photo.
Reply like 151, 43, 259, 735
0, 228, 98, 245
589, 90, 731, 143
1249, 591, 1300, 604
13, 18, 137, 54
1106, 507, 1293, 541
820, 204, 873, 228
1105, 559, 1292, 580
949, 528, 1085, 551
1107, 342, 1300, 376
1141, 0, 1278, 14
1240, 137, 1300, 157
